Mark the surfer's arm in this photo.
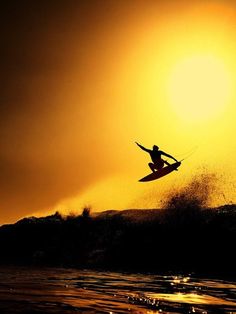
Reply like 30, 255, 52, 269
135, 142, 151, 153
161, 151, 178, 162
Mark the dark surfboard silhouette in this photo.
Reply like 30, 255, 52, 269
139, 161, 181, 182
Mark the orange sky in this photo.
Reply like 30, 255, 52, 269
1, 1, 236, 224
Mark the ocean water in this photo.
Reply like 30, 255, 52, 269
0, 267, 235, 313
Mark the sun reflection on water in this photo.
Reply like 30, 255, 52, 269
0, 268, 236, 314
146, 292, 236, 306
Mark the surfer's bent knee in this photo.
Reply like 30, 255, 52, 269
148, 163, 156, 172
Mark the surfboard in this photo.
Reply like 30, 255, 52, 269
139, 161, 181, 182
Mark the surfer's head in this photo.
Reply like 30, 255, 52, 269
153, 145, 159, 151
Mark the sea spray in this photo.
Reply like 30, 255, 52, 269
162, 171, 218, 210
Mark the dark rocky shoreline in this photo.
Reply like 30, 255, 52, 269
0, 205, 235, 277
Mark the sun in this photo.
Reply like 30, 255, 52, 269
167, 55, 231, 122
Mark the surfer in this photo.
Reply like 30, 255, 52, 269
135, 142, 178, 172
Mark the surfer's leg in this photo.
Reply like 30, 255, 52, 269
164, 160, 170, 166
156, 160, 165, 170
148, 163, 156, 172
164, 159, 177, 170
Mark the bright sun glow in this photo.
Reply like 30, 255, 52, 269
167, 55, 231, 122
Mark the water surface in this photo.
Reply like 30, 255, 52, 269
0, 267, 235, 313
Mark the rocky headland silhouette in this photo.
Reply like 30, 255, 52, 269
0, 203, 235, 277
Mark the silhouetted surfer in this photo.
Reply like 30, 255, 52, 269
135, 142, 178, 172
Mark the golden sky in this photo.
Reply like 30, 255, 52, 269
1, 1, 236, 224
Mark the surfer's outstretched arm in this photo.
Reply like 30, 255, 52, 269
161, 151, 178, 162
135, 142, 151, 153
